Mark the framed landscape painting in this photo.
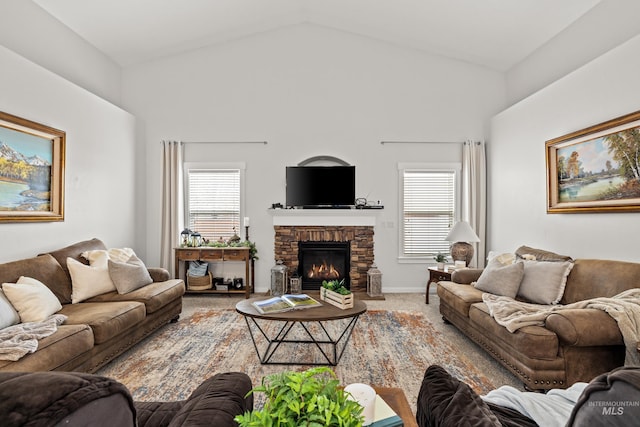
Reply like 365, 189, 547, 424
546, 110, 640, 213
0, 112, 65, 222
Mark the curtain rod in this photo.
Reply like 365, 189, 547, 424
380, 140, 464, 145
181, 140, 267, 144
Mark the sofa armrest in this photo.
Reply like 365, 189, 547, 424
168, 372, 253, 426
147, 267, 171, 282
545, 309, 623, 346
451, 268, 483, 284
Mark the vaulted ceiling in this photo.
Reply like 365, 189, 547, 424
34, 0, 600, 71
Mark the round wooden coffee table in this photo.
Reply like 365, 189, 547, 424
236, 295, 367, 365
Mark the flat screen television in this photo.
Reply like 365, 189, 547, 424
286, 166, 355, 208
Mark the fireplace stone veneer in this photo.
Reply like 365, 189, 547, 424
274, 225, 374, 292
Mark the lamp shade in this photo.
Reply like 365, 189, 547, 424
445, 221, 480, 243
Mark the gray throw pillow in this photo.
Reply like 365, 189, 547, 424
517, 260, 574, 304
473, 258, 524, 298
108, 255, 153, 294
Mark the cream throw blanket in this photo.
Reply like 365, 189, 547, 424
483, 288, 640, 366
0, 314, 67, 361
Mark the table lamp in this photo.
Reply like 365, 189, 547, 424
445, 221, 480, 266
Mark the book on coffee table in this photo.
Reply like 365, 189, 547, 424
371, 394, 403, 426
252, 294, 322, 314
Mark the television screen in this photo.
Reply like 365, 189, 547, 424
286, 166, 355, 208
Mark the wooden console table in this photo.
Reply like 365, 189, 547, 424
174, 247, 253, 298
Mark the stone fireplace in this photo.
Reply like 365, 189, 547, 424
271, 211, 376, 292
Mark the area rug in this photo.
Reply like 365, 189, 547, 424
97, 309, 496, 412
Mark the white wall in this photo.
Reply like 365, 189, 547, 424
0, 0, 122, 106
122, 24, 506, 292
506, 1, 640, 107
0, 45, 138, 263
490, 34, 640, 261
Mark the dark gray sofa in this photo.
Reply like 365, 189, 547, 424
0, 371, 253, 427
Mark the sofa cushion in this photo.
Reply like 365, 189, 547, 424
437, 281, 484, 318
470, 303, 559, 360
0, 371, 136, 427
416, 365, 537, 427
563, 259, 640, 304
45, 238, 107, 279
3, 277, 63, 322
108, 255, 153, 294
568, 366, 640, 426
0, 289, 20, 329
0, 324, 93, 371
88, 279, 185, 314
165, 372, 254, 427
0, 254, 71, 304
473, 258, 524, 298
67, 256, 117, 303
59, 301, 146, 344
517, 260, 574, 305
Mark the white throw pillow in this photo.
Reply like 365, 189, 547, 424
67, 255, 117, 303
2, 277, 62, 323
0, 288, 21, 328
517, 260, 574, 305
108, 254, 153, 294
473, 258, 524, 298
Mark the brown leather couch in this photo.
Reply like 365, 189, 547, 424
0, 371, 253, 427
0, 238, 185, 373
437, 253, 640, 391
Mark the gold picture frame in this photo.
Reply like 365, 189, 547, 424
0, 112, 65, 222
546, 110, 640, 213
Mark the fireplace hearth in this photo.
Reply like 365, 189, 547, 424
298, 241, 350, 290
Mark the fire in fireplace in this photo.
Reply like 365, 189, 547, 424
298, 241, 350, 290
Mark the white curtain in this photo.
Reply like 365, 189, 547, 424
462, 140, 487, 268
160, 140, 184, 274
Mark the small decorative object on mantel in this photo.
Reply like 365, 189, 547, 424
366, 263, 383, 297
270, 260, 288, 296
321, 279, 354, 309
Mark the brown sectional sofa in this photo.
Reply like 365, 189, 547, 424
0, 238, 185, 373
438, 251, 640, 391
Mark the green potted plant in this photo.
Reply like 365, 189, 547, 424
234, 367, 364, 427
321, 279, 351, 295
434, 252, 447, 270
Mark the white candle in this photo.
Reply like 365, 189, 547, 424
244, 217, 250, 227
344, 383, 376, 425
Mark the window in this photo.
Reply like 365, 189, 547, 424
185, 164, 244, 242
399, 163, 459, 260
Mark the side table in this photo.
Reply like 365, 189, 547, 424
426, 267, 451, 304
374, 387, 418, 427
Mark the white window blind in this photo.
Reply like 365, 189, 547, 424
186, 169, 240, 241
401, 169, 456, 257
